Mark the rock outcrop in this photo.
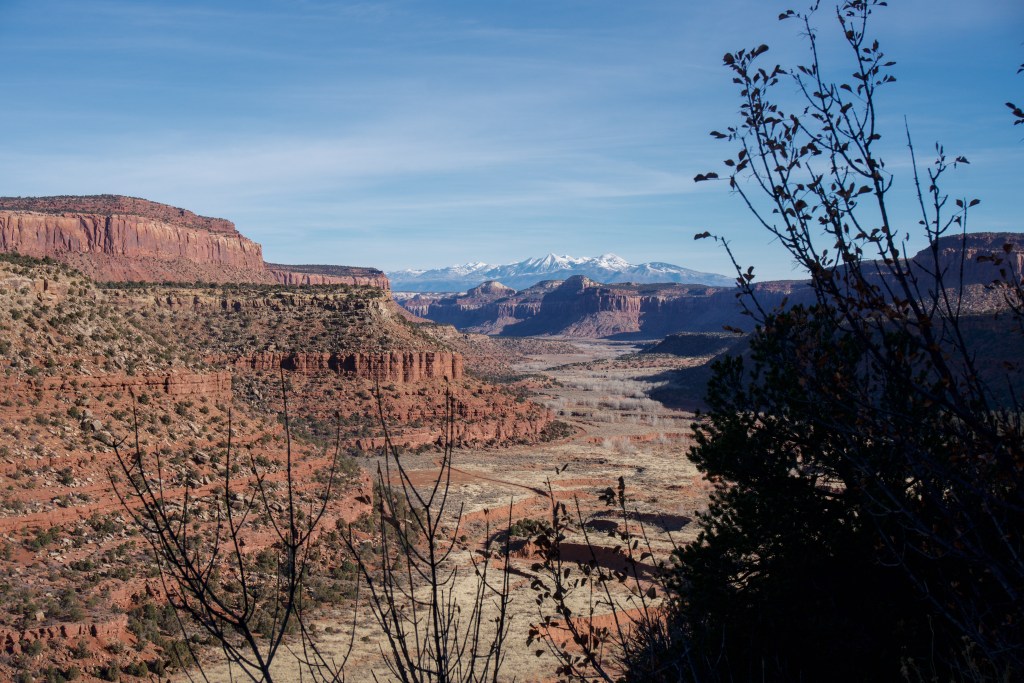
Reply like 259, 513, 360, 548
267, 263, 390, 289
0, 208, 266, 283
1, 615, 131, 655
0, 195, 237, 233
222, 351, 462, 383
0, 371, 233, 406
0, 195, 391, 289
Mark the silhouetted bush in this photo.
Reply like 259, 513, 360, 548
640, 1, 1024, 680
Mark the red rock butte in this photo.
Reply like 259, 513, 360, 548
0, 194, 389, 289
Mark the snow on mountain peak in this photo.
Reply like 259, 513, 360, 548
595, 253, 630, 268
448, 261, 490, 276
387, 252, 735, 291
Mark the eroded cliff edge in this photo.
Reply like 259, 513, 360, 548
0, 195, 389, 288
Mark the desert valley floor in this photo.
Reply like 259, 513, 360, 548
182, 337, 711, 683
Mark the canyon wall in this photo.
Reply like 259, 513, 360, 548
933, 232, 1024, 282
267, 264, 390, 289
0, 210, 267, 283
221, 351, 463, 383
0, 195, 391, 289
0, 195, 237, 233
0, 370, 234, 404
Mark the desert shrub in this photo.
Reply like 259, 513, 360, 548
96, 661, 119, 681
121, 661, 148, 677
507, 517, 551, 538
26, 527, 59, 551
54, 588, 84, 622
71, 640, 90, 660
539, 419, 575, 442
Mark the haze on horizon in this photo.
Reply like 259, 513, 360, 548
0, 0, 1021, 280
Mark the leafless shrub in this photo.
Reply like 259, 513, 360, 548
527, 478, 673, 682
111, 372, 353, 683
339, 386, 514, 683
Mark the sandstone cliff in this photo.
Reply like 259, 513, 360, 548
221, 351, 462, 383
0, 370, 233, 404
400, 233, 1023, 338
0, 208, 266, 283
267, 263, 390, 289
0, 194, 237, 233
0, 195, 391, 289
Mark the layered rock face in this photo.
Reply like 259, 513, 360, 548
0, 370, 233, 403
918, 232, 1024, 310
0, 195, 237, 233
0, 195, 391, 289
934, 232, 1024, 281
223, 351, 462, 383
0, 209, 266, 282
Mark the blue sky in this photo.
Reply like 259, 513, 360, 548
0, 0, 1021, 279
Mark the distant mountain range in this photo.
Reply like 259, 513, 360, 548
397, 233, 1024, 340
388, 253, 735, 292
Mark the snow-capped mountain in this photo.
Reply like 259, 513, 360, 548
388, 253, 734, 292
